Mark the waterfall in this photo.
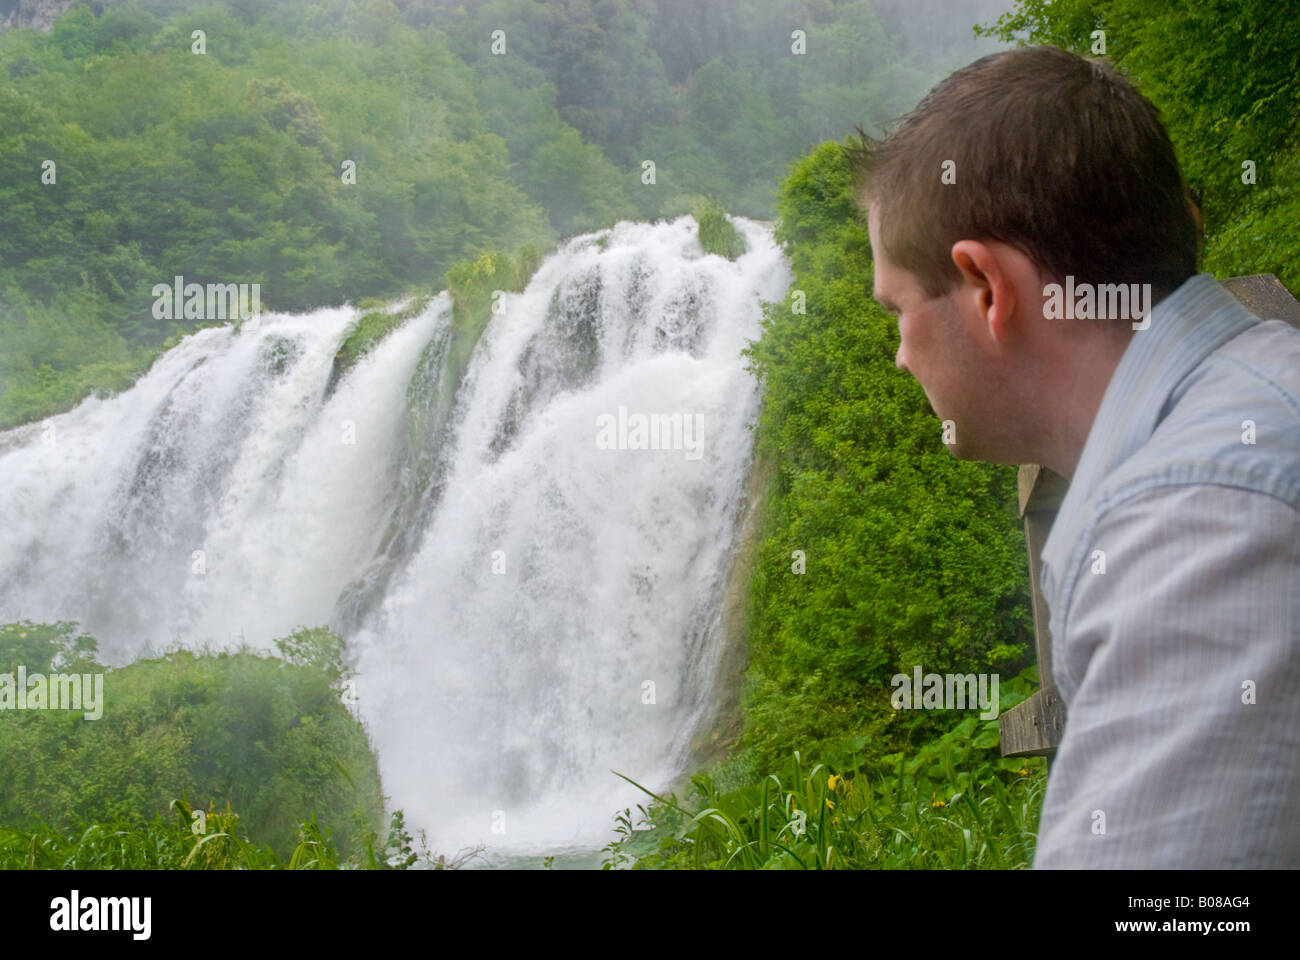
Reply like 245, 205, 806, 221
0, 216, 791, 857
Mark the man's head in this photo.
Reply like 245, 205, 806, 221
846, 45, 1202, 474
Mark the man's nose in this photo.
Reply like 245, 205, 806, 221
895, 346, 908, 373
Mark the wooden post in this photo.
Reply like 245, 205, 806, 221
998, 464, 1069, 758
999, 274, 1300, 758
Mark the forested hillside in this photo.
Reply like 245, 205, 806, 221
0, 0, 997, 429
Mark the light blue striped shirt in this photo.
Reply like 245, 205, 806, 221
1033, 273, 1300, 868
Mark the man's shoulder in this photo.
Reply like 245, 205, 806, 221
1043, 315, 1300, 647
1095, 317, 1300, 514
1185, 316, 1300, 422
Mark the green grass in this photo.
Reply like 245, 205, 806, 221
603, 671, 1048, 869
605, 751, 1045, 870
0, 804, 473, 870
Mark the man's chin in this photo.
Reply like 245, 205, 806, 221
943, 439, 973, 460
937, 423, 981, 462
933, 411, 1013, 464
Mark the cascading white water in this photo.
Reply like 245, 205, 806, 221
0, 216, 791, 857
0, 302, 443, 654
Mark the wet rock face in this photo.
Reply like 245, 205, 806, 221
0, 1, 76, 34
487, 269, 604, 460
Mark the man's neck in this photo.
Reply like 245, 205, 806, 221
1038, 326, 1137, 481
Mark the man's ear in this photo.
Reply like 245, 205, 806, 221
950, 240, 1017, 344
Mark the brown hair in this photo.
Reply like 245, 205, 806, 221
845, 45, 1201, 304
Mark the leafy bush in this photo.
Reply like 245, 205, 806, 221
332, 295, 432, 377
444, 243, 545, 389
692, 196, 747, 259
736, 139, 1032, 771
0, 621, 384, 859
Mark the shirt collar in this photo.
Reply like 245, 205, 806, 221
1040, 273, 1261, 594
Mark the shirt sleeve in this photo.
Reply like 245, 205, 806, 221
1033, 481, 1300, 868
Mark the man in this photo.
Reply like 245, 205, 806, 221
846, 44, 1300, 867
